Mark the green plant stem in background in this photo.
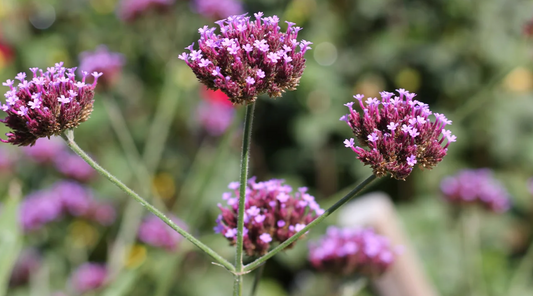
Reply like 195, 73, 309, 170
249, 263, 266, 296
244, 174, 377, 272
459, 207, 487, 296
61, 129, 235, 272
507, 238, 533, 294
234, 102, 256, 296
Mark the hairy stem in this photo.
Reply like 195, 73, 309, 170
234, 102, 256, 296
61, 130, 235, 272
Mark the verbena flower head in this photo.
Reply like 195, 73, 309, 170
341, 89, 456, 180
137, 214, 187, 252
70, 263, 107, 293
19, 189, 63, 231
0, 63, 99, 146
308, 227, 399, 277
78, 45, 125, 89
215, 177, 324, 257
440, 168, 510, 213
193, 0, 243, 20
117, 0, 175, 22
180, 12, 311, 105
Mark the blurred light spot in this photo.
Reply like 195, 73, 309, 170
503, 67, 533, 93
152, 172, 176, 200
177, 63, 198, 90
68, 220, 98, 248
29, 4, 56, 30
313, 42, 337, 66
90, 0, 117, 14
307, 90, 330, 114
49, 50, 70, 67
125, 244, 147, 269
284, 0, 316, 24
395, 67, 421, 92
353, 74, 385, 98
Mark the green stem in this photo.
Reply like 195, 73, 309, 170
234, 102, 256, 296
244, 174, 377, 272
508, 237, 533, 294
61, 130, 235, 272
249, 263, 266, 296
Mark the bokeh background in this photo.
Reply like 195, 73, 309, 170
1, 0, 533, 295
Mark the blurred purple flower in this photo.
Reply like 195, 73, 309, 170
9, 248, 41, 286
138, 214, 187, 252
180, 13, 311, 105
117, 0, 175, 22
19, 190, 62, 231
341, 89, 456, 180
216, 177, 323, 257
0, 63, 99, 146
54, 151, 96, 182
309, 227, 399, 277
192, 0, 243, 20
23, 137, 65, 163
78, 45, 125, 90
53, 181, 93, 216
86, 202, 116, 226
196, 100, 235, 136
0, 145, 17, 172
70, 263, 107, 293
440, 168, 510, 213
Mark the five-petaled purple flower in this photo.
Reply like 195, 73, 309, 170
180, 13, 311, 105
215, 177, 324, 257
308, 227, 400, 277
440, 168, 510, 213
341, 89, 456, 180
0, 63, 99, 146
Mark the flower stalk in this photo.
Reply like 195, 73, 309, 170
234, 102, 256, 296
244, 174, 377, 272
61, 129, 235, 272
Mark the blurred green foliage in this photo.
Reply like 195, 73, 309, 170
1, 0, 533, 295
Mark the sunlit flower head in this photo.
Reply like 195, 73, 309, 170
341, 89, 455, 180
180, 13, 311, 105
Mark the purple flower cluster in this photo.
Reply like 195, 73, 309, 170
0, 63, 100, 146
196, 100, 235, 136
440, 168, 510, 213
19, 181, 115, 231
117, 0, 175, 22
78, 45, 125, 89
308, 227, 399, 277
215, 178, 324, 257
180, 13, 311, 105
341, 89, 456, 180
23, 137, 95, 182
70, 263, 107, 293
193, 0, 244, 20
137, 214, 187, 252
